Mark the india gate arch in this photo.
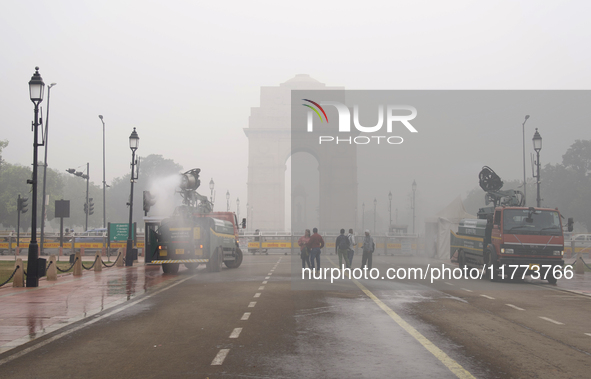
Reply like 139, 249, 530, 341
244, 74, 357, 232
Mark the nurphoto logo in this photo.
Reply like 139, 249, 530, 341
302, 99, 418, 145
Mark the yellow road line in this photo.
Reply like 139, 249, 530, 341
326, 257, 475, 379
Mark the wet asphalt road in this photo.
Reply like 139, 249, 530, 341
0, 252, 590, 378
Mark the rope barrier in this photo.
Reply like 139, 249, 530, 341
102, 252, 121, 268
82, 255, 99, 270
56, 257, 78, 273
580, 257, 591, 270
0, 266, 19, 287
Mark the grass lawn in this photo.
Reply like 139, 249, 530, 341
0, 259, 98, 287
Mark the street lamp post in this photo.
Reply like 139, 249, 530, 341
246, 202, 249, 230
362, 202, 365, 231
236, 197, 240, 221
532, 128, 542, 207
84, 163, 89, 231
209, 178, 215, 210
226, 190, 230, 212
40, 82, 56, 255
373, 198, 377, 233
388, 191, 392, 235
522, 115, 530, 205
126, 128, 140, 267
26, 67, 45, 287
99, 115, 106, 228
412, 180, 417, 234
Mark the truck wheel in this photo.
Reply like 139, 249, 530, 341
162, 263, 179, 274
458, 250, 466, 269
208, 248, 223, 272
485, 249, 500, 282
184, 263, 198, 272
224, 248, 243, 269
547, 268, 558, 284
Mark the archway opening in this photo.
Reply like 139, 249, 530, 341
285, 152, 319, 233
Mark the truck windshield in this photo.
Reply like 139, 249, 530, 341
503, 209, 561, 235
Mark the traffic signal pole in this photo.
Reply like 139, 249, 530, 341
85, 162, 89, 231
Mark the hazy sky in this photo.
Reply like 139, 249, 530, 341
2, 0, 591, 221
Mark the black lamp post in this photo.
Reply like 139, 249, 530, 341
522, 115, 530, 205
412, 180, 417, 234
209, 178, 215, 210
532, 128, 542, 207
26, 67, 45, 287
99, 115, 106, 228
373, 198, 377, 233
226, 190, 230, 212
388, 191, 392, 234
362, 202, 365, 231
126, 128, 139, 266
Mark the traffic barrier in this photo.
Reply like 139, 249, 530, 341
0, 264, 20, 288
47, 255, 58, 281
13, 259, 24, 287
73, 252, 83, 276
94, 252, 102, 272
116, 248, 125, 267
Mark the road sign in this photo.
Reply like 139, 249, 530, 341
109, 223, 135, 242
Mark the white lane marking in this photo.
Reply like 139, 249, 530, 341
0, 274, 194, 367
480, 295, 495, 300
506, 304, 525, 311
267, 273, 273, 275
254, 293, 261, 298
258, 286, 265, 290
248, 302, 256, 307
539, 316, 564, 325
445, 282, 454, 286
265, 276, 270, 279
262, 281, 268, 284
241, 312, 251, 321
229, 328, 243, 338
211, 349, 230, 365
585, 333, 591, 337
461, 288, 473, 292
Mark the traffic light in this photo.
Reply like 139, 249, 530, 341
143, 191, 156, 215
84, 203, 88, 214
88, 198, 94, 215
241, 218, 246, 229
66, 168, 76, 174
17, 196, 28, 214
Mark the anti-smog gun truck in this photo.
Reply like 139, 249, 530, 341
451, 166, 573, 283
148, 168, 244, 274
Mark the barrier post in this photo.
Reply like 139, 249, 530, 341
116, 248, 125, 267
73, 251, 83, 276
94, 251, 102, 272
575, 254, 585, 275
13, 258, 24, 287
47, 255, 57, 281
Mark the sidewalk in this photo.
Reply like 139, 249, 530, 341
0, 259, 179, 355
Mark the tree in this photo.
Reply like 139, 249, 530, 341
0, 140, 8, 173
562, 139, 591, 177
106, 154, 183, 225
0, 163, 65, 230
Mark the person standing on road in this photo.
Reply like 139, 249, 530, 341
347, 228, 356, 267
298, 229, 311, 269
335, 228, 351, 269
308, 227, 325, 270
361, 229, 375, 270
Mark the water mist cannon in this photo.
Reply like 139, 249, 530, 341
180, 169, 201, 191
478, 166, 524, 213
